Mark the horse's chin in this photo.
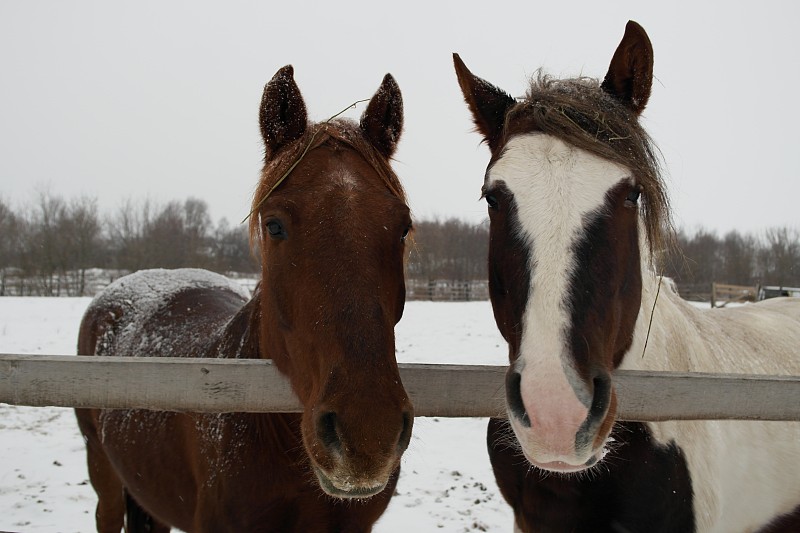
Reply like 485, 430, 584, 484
312, 466, 387, 500
508, 410, 612, 475
521, 446, 608, 474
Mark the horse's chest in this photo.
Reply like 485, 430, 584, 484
98, 410, 320, 528
489, 420, 696, 532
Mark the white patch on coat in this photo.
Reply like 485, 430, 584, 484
622, 273, 800, 532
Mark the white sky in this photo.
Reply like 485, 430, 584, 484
1, 1, 798, 234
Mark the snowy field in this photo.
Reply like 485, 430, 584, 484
0, 296, 515, 532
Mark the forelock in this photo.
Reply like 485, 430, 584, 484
503, 71, 674, 259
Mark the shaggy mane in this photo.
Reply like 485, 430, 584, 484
509, 72, 674, 256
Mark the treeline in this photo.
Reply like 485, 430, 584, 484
407, 218, 489, 281
408, 221, 800, 290
408, 223, 800, 291
1, 192, 798, 296
0, 193, 255, 296
663, 227, 800, 290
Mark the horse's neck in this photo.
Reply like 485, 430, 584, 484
621, 264, 708, 373
212, 289, 304, 453
216, 288, 262, 360
214, 285, 304, 438
624, 261, 800, 375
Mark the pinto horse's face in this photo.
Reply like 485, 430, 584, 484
483, 135, 642, 472
253, 67, 413, 498
455, 22, 655, 473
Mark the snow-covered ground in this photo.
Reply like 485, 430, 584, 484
0, 296, 514, 532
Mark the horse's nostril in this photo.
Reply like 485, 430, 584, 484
506, 370, 531, 427
589, 373, 611, 420
576, 372, 613, 451
398, 410, 413, 452
317, 411, 341, 452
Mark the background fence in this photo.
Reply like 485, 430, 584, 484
711, 283, 757, 308
405, 279, 489, 301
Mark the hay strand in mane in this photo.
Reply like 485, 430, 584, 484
247, 103, 407, 253
242, 99, 370, 225
641, 273, 663, 358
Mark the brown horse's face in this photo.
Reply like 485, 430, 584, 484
454, 22, 655, 473
254, 68, 413, 498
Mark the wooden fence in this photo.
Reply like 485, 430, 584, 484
1, 272, 488, 301
406, 280, 489, 301
2, 354, 800, 421
711, 283, 757, 308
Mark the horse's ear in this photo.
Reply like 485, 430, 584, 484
453, 53, 515, 154
600, 21, 654, 115
360, 73, 403, 158
259, 65, 308, 160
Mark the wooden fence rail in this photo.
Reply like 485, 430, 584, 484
711, 283, 758, 308
2, 354, 800, 421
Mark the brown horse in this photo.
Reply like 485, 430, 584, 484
455, 21, 800, 533
75, 66, 414, 532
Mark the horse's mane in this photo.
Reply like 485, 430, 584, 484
249, 119, 408, 250
508, 72, 674, 256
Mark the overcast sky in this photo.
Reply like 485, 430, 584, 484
1, 1, 798, 234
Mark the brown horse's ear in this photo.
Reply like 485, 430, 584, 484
600, 21, 654, 115
360, 73, 403, 158
453, 53, 515, 154
259, 65, 308, 160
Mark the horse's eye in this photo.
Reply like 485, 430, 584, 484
484, 194, 499, 210
401, 224, 412, 243
625, 186, 642, 207
266, 220, 286, 239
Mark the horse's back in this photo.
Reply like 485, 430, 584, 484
733, 296, 800, 324
696, 296, 800, 375
79, 268, 251, 359
76, 269, 255, 531
657, 294, 800, 531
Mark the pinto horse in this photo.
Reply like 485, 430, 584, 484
455, 21, 800, 533
75, 66, 414, 532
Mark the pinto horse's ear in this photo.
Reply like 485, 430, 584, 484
360, 73, 403, 158
601, 21, 654, 115
453, 53, 516, 154
259, 65, 308, 160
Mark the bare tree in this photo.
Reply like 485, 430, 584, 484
720, 230, 758, 286
211, 218, 258, 273
758, 226, 800, 287
182, 198, 212, 266
59, 196, 103, 295
140, 198, 212, 268
0, 198, 22, 295
107, 198, 154, 271
407, 218, 489, 280
18, 191, 67, 295
664, 228, 720, 286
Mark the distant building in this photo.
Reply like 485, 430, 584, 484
757, 286, 800, 301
